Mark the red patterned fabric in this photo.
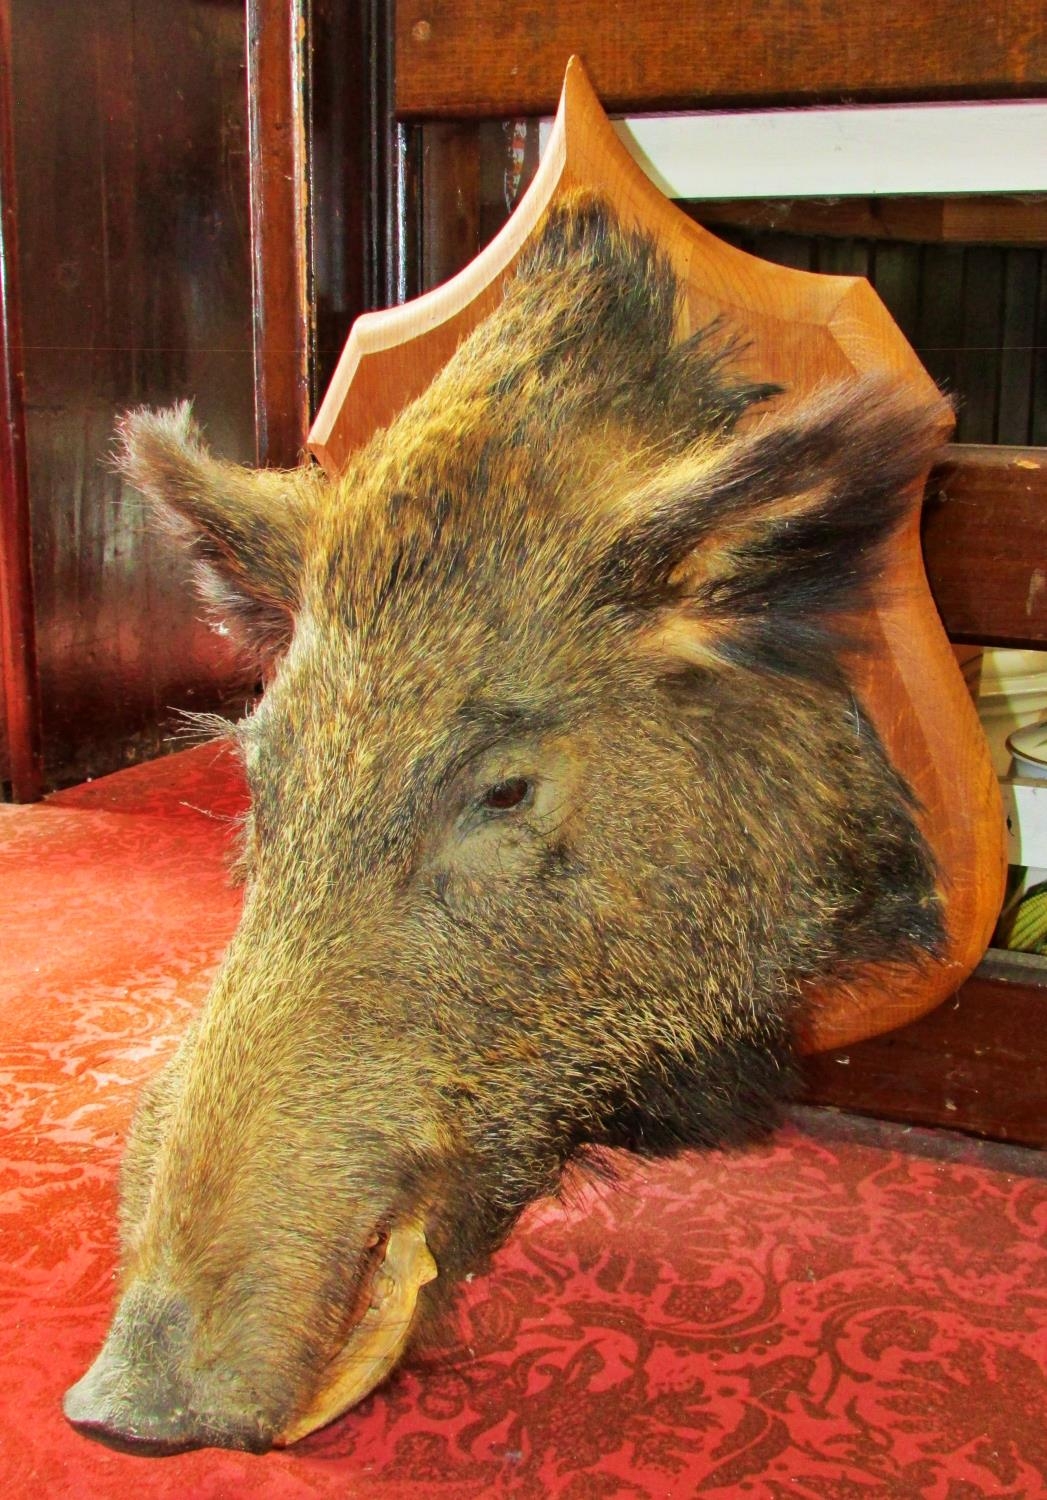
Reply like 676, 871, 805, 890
2, 747, 1046, 1498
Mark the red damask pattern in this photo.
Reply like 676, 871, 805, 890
1, 746, 1045, 1498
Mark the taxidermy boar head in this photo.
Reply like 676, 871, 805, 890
64, 195, 946, 1454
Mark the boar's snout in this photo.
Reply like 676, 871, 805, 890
63, 1288, 274, 1456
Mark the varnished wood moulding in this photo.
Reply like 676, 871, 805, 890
309, 58, 1007, 1054
0, 0, 41, 801
395, 0, 1047, 119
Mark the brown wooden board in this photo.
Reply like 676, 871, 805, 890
689, 197, 1047, 248
396, 1, 1047, 119
804, 952, 1047, 1148
923, 447, 1047, 647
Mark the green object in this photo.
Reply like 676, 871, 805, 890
997, 882, 1047, 954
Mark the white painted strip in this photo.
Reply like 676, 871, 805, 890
1001, 777, 1047, 870
538, 103, 1047, 198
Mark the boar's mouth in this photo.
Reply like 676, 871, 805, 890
64, 1217, 437, 1455
274, 1215, 438, 1446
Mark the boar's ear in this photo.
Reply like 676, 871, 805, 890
116, 403, 312, 660
588, 377, 952, 679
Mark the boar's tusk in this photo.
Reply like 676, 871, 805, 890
273, 1220, 437, 1446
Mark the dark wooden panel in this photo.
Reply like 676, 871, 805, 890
871, 242, 922, 350
804, 952, 1047, 1147
309, 0, 370, 399
923, 446, 1047, 647
0, 0, 40, 800
916, 243, 966, 416
998, 250, 1040, 446
959, 247, 1006, 445
1035, 254, 1047, 448
12, 0, 256, 789
695, 212, 1046, 446
420, 124, 483, 293
396, 0, 1047, 118
812, 238, 870, 279
417, 119, 541, 295
308, 0, 417, 388
376, 3, 423, 311
247, 0, 311, 466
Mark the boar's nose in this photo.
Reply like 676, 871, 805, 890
63, 1360, 273, 1457
63, 1371, 206, 1456
63, 1295, 274, 1456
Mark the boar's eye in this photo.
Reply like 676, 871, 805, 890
479, 776, 532, 813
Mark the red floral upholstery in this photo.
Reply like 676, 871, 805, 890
2, 747, 1045, 1497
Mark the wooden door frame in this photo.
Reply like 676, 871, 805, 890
246, 0, 412, 469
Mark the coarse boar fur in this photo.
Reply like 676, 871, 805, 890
64, 195, 947, 1455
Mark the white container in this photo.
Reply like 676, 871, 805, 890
970, 649, 1047, 777
1007, 721, 1047, 780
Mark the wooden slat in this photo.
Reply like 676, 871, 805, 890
923, 445, 1047, 647
396, 2, 1047, 119
688, 196, 1047, 247
804, 951, 1047, 1147
246, 0, 311, 467
0, 0, 41, 801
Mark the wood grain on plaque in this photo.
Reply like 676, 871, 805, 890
395, 0, 1047, 118
309, 58, 1007, 1052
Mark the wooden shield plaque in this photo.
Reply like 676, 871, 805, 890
308, 58, 1005, 1052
